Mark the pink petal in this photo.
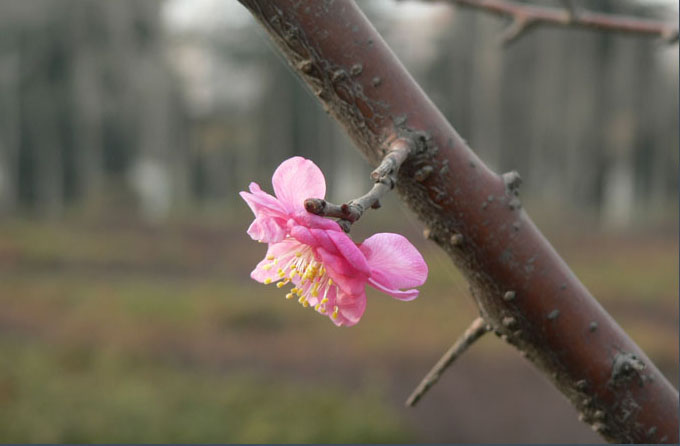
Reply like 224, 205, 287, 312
250, 239, 304, 283
240, 183, 287, 216
289, 225, 316, 247
367, 277, 420, 301
308, 228, 337, 254
326, 230, 370, 275
333, 288, 367, 327
359, 232, 428, 291
272, 157, 326, 211
240, 183, 289, 243
246, 216, 287, 244
291, 210, 343, 232
316, 247, 363, 282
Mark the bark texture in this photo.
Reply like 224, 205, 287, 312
236, 1, 678, 443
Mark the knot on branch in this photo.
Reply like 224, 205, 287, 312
609, 352, 647, 388
502, 170, 522, 195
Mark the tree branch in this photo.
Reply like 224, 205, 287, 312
304, 138, 412, 232
559, 0, 577, 22
439, 0, 679, 44
237, 1, 679, 442
499, 15, 536, 45
406, 317, 490, 407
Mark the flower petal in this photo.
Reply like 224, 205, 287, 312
326, 230, 370, 275
272, 157, 326, 211
367, 277, 420, 301
292, 209, 343, 232
246, 216, 287, 244
316, 247, 358, 283
240, 183, 289, 243
250, 239, 306, 283
240, 182, 287, 216
359, 233, 428, 290
289, 225, 316, 247
334, 288, 367, 327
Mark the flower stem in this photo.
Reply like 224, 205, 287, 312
304, 137, 413, 232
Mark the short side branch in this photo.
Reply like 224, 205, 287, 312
500, 15, 536, 45
442, 0, 679, 45
305, 137, 413, 232
406, 317, 490, 407
559, 0, 577, 22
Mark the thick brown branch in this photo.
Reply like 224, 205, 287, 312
304, 137, 412, 232
442, 0, 679, 44
237, 1, 679, 442
406, 317, 490, 407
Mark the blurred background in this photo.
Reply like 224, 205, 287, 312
0, 0, 677, 442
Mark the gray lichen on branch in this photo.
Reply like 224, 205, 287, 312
304, 137, 413, 232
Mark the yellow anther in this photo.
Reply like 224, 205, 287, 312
289, 270, 296, 279
266, 255, 275, 261
264, 278, 272, 285
262, 265, 272, 271
321, 297, 329, 304
303, 264, 318, 280
298, 296, 306, 304
295, 252, 302, 257
276, 279, 289, 288
332, 310, 339, 320
311, 283, 319, 297
285, 293, 294, 299
315, 304, 321, 311
303, 301, 310, 308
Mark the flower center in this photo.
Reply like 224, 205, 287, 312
264, 246, 339, 320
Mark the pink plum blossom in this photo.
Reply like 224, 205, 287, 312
240, 156, 428, 326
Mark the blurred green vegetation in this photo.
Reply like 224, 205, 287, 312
0, 213, 676, 442
0, 339, 410, 443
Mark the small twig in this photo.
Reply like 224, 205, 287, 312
559, 0, 577, 23
500, 15, 536, 46
438, 0, 679, 45
305, 137, 413, 232
661, 27, 679, 44
406, 317, 490, 407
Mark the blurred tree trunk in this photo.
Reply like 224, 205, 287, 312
470, 14, 503, 172
601, 37, 640, 229
71, 30, 104, 207
563, 29, 600, 213
0, 45, 20, 213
